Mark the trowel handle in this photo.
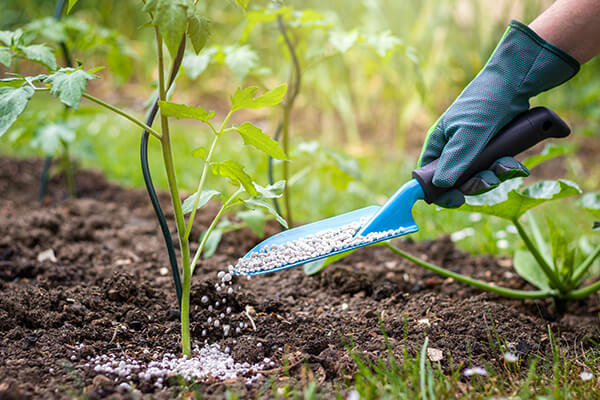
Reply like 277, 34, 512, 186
412, 107, 571, 204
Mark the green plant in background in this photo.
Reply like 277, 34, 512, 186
0, 0, 289, 357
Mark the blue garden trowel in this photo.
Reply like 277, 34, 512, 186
234, 107, 570, 275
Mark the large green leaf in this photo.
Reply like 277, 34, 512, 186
31, 123, 76, 155
182, 48, 216, 79
522, 143, 573, 170
182, 189, 221, 214
45, 68, 97, 109
579, 193, 600, 219
158, 100, 214, 122
513, 250, 551, 291
223, 45, 258, 80
199, 229, 222, 259
231, 84, 287, 111
242, 197, 287, 228
0, 85, 34, 137
0, 47, 11, 67
146, 0, 189, 57
232, 122, 287, 160
211, 160, 257, 196
20, 44, 57, 70
187, 14, 210, 54
236, 209, 267, 237
457, 178, 582, 221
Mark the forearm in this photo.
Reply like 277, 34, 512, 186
530, 0, 600, 64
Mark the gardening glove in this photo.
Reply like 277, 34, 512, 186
418, 20, 580, 208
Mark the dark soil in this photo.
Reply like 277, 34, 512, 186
0, 157, 598, 399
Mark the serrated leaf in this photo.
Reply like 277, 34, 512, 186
182, 189, 221, 214
0, 47, 11, 67
329, 30, 358, 53
237, 209, 267, 237
513, 250, 552, 291
182, 48, 217, 79
20, 44, 57, 70
223, 45, 258, 80
67, 0, 79, 14
31, 123, 76, 154
158, 100, 214, 122
523, 143, 573, 170
232, 122, 287, 160
191, 147, 206, 160
242, 197, 287, 228
211, 160, 257, 196
199, 229, 222, 259
231, 84, 287, 111
0, 85, 34, 137
456, 178, 582, 221
253, 180, 285, 198
45, 68, 97, 109
187, 14, 210, 54
151, 0, 189, 57
579, 192, 600, 219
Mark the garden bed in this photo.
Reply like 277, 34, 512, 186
0, 157, 598, 399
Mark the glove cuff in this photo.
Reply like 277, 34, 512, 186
507, 20, 580, 84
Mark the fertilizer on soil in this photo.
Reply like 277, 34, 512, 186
234, 218, 407, 274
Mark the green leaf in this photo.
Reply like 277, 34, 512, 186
303, 249, 356, 276
187, 14, 210, 54
0, 85, 34, 137
456, 178, 582, 221
329, 30, 359, 53
0, 78, 25, 88
31, 123, 76, 155
242, 197, 287, 228
67, 0, 79, 14
20, 44, 57, 70
199, 229, 222, 259
191, 147, 206, 160
522, 143, 573, 170
0, 47, 11, 67
513, 249, 552, 292
253, 180, 285, 198
232, 122, 287, 160
0, 29, 23, 47
211, 160, 257, 196
44, 68, 97, 109
223, 45, 258, 80
149, 0, 189, 57
182, 48, 217, 79
231, 84, 287, 111
158, 100, 214, 122
182, 189, 221, 215
236, 209, 267, 237
579, 192, 600, 219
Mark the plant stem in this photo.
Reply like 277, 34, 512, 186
282, 106, 292, 227
513, 218, 567, 292
61, 141, 75, 198
571, 243, 600, 284
382, 242, 553, 299
191, 187, 243, 274
563, 278, 600, 300
184, 135, 219, 241
155, 29, 191, 357
81, 93, 163, 139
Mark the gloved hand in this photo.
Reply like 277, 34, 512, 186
419, 20, 579, 208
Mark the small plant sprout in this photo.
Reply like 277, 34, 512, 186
0, 1, 289, 358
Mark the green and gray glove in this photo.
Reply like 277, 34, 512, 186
418, 20, 579, 208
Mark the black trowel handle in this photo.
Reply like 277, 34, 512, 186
412, 107, 571, 204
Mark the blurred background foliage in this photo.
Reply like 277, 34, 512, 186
1, 0, 598, 258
